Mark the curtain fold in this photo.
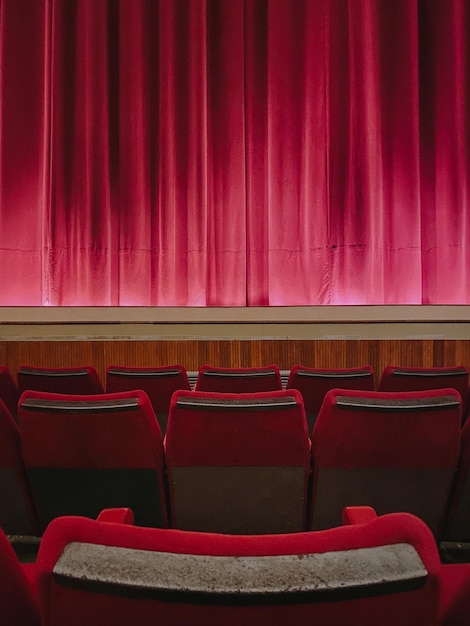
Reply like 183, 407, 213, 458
245, 0, 330, 305
327, 0, 422, 304
419, 0, 470, 304
0, 0, 48, 304
0, 0, 468, 305
47, 0, 116, 305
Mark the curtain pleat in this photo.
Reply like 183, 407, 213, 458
419, 0, 470, 304
327, 0, 421, 304
0, 0, 48, 304
0, 0, 469, 305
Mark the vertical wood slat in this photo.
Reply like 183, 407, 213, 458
2, 339, 470, 388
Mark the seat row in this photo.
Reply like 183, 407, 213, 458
2, 385, 470, 545
2, 505, 470, 626
2, 363, 469, 431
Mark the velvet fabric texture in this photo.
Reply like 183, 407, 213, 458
35, 511, 442, 626
195, 365, 282, 393
17, 390, 168, 529
17, 366, 104, 395
286, 365, 374, 418
0, 1, 469, 305
310, 388, 462, 532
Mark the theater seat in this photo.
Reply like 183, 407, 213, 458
165, 389, 310, 533
310, 388, 461, 534
106, 365, 191, 433
0, 365, 20, 421
35, 509, 452, 626
441, 414, 470, 543
0, 398, 39, 536
18, 390, 168, 531
17, 365, 104, 395
378, 365, 469, 418
286, 365, 374, 432
0, 526, 40, 626
194, 365, 282, 393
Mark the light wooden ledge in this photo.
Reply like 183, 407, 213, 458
0, 306, 469, 340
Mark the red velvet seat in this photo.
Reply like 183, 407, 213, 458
378, 366, 469, 418
442, 415, 470, 542
106, 364, 191, 434
195, 365, 282, 393
310, 388, 462, 535
0, 365, 20, 421
0, 398, 39, 536
17, 365, 104, 395
165, 389, 310, 533
18, 390, 168, 532
286, 365, 374, 432
0, 526, 40, 626
35, 509, 453, 626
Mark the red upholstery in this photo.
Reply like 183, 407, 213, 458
17, 365, 104, 395
442, 414, 470, 541
286, 365, 374, 432
97, 508, 135, 525
165, 389, 310, 533
195, 365, 282, 393
342, 506, 377, 526
0, 398, 39, 535
440, 563, 470, 626
106, 365, 191, 433
310, 388, 462, 534
378, 366, 469, 417
0, 527, 40, 626
18, 390, 168, 531
0, 365, 20, 420
35, 511, 443, 626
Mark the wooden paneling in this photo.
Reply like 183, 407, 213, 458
2, 339, 470, 388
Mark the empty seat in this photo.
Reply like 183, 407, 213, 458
106, 365, 191, 433
310, 388, 462, 534
0, 366, 20, 421
442, 415, 470, 543
0, 526, 40, 626
195, 365, 282, 393
378, 366, 469, 417
286, 365, 374, 432
18, 390, 168, 531
35, 509, 451, 626
17, 365, 104, 395
0, 399, 39, 536
165, 389, 310, 534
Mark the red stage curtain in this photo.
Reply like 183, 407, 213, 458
0, 0, 468, 305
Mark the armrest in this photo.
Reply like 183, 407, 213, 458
96, 508, 135, 525
342, 506, 377, 526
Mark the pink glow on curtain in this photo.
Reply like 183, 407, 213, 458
419, 0, 470, 303
0, 0, 48, 304
0, 0, 469, 305
327, 0, 422, 304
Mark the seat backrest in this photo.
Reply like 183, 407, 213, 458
0, 365, 20, 420
106, 365, 191, 433
286, 365, 374, 432
18, 390, 167, 532
442, 415, 470, 542
378, 366, 469, 416
310, 388, 461, 535
165, 389, 310, 533
36, 512, 441, 626
195, 365, 282, 393
0, 399, 39, 535
17, 365, 104, 395
0, 526, 40, 626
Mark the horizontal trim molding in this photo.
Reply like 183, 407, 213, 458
2, 306, 470, 324
1, 307, 470, 340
